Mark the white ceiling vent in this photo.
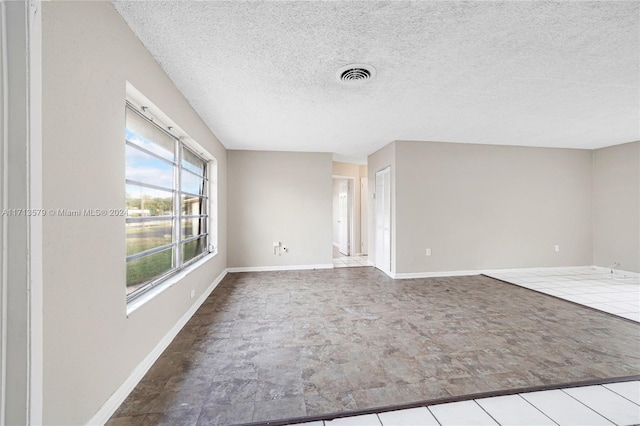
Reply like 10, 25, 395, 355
337, 64, 376, 84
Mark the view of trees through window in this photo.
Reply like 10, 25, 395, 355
125, 104, 209, 300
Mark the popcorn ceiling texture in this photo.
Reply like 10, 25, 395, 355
114, 1, 639, 162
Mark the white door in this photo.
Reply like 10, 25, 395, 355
360, 177, 368, 255
375, 167, 391, 275
338, 180, 349, 255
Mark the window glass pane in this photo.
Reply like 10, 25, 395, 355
125, 102, 214, 302
126, 145, 174, 190
182, 147, 206, 176
182, 237, 206, 263
182, 218, 207, 240
126, 107, 175, 162
181, 171, 205, 196
181, 195, 206, 215
126, 184, 174, 217
126, 247, 175, 294
126, 220, 174, 257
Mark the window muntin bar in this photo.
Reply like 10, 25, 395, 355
181, 233, 207, 244
181, 191, 207, 200
126, 215, 175, 224
126, 241, 177, 262
181, 214, 208, 220
125, 140, 176, 167
126, 180, 177, 195
181, 166, 208, 180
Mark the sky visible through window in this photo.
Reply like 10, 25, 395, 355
125, 128, 174, 198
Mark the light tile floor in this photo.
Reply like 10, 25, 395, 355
484, 266, 640, 322
296, 381, 640, 426
333, 255, 370, 268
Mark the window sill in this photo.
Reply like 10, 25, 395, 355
126, 251, 217, 317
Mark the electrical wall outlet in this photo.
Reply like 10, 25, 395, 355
190, 289, 195, 299
554, 244, 560, 252
425, 248, 432, 256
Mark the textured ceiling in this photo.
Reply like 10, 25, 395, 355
114, 1, 639, 163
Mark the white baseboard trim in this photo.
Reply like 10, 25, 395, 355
592, 265, 640, 278
87, 268, 228, 426
228, 264, 334, 273
482, 264, 640, 277
391, 265, 640, 280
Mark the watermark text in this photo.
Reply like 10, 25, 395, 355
1, 208, 127, 217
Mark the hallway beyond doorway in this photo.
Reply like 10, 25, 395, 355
333, 245, 369, 268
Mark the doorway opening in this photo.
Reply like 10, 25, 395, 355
332, 168, 369, 268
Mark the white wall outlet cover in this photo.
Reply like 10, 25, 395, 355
426, 248, 432, 256
554, 245, 560, 252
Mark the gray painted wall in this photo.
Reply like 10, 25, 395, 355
593, 141, 640, 273
228, 150, 333, 268
42, 3, 227, 424
375, 141, 594, 275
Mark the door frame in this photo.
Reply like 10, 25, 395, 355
1, 1, 43, 424
332, 175, 355, 256
360, 177, 368, 256
337, 179, 349, 255
374, 167, 391, 275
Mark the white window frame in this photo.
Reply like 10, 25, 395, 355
125, 85, 217, 306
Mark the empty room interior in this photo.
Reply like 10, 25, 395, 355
2, 1, 640, 425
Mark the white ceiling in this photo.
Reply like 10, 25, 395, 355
114, 1, 639, 163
